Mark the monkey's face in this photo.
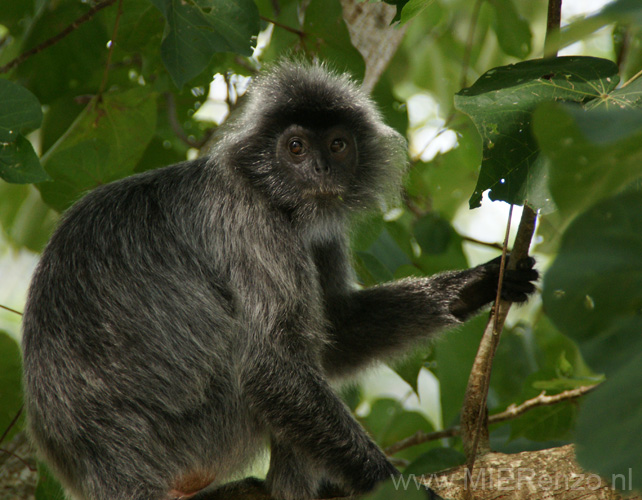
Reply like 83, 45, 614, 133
275, 124, 357, 205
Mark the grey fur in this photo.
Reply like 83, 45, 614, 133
21, 62, 536, 500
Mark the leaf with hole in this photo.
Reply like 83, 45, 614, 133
454, 56, 619, 209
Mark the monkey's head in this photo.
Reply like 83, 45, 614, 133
216, 61, 407, 221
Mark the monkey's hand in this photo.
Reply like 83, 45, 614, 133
489, 255, 538, 303
450, 255, 538, 321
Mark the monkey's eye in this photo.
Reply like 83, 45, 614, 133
288, 139, 305, 155
330, 138, 347, 153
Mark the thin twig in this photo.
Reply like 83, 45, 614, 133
492, 205, 513, 334
0, 448, 36, 472
462, 205, 514, 489
164, 92, 208, 149
490, 385, 598, 424
260, 15, 307, 39
544, 0, 562, 57
385, 385, 597, 456
0, 0, 117, 74
0, 406, 23, 446
0, 304, 23, 316
460, 235, 503, 251
621, 67, 642, 89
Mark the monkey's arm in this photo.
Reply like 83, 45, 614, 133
322, 257, 537, 376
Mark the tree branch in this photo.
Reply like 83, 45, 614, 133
0, 0, 117, 74
544, 0, 562, 57
385, 385, 598, 456
460, 206, 538, 474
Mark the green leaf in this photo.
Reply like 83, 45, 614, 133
15, 2, 108, 104
0, 182, 58, 251
405, 125, 482, 219
368, 229, 413, 277
399, 0, 435, 24
39, 88, 158, 211
354, 251, 394, 286
543, 191, 642, 486
0, 331, 23, 443
543, 191, 642, 344
454, 56, 619, 209
489, 326, 538, 407
489, 0, 532, 59
0, 134, 51, 184
351, 212, 385, 252
35, 463, 66, 500
508, 400, 576, 441
588, 75, 642, 110
435, 315, 487, 426
0, 80, 49, 183
382, 0, 408, 23
0, 0, 34, 32
575, 348, 642, 491
0, 79, 42, 141
413, 213, 453, 255
392, 348, 429, 395
534, 103, 642, 219
362, 399, 434, 448
150, 0, 259, 88
257, 0, 301, 63
404, 447, 465, 475
106, 0, 165, 53
304, 0, 366, 80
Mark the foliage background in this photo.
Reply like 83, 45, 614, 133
1, 0, 642, 497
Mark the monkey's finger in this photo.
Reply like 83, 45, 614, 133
516, 256, 536, 271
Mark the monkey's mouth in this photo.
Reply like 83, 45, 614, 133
311, 188, 345, 200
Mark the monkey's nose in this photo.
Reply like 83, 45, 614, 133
313, 161, 330, 176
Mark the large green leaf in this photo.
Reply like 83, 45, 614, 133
454, 56, 619, 209
39, 87, 158, 211
489, 0, 532, 59
399, 0, 436, 24
587, 75, 642, 110
544, 191, 642, 343
150, 0, 259, 89
35, 463, 66, 500
15, 1, 108, 104
434, 315, 487, 427
106, 0, 165, 53
508, 399, 576, 442
0, 182, 58, 252
534, 103, 642, 219
0, 80, 49, 183
543, 191, 642, 490
304, 0, 366, 80
575, 343, 642, 492
361, 398, 434, 449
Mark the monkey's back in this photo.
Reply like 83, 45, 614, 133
21, 158, 262, 499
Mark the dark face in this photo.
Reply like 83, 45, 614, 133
276, 124, 357, 202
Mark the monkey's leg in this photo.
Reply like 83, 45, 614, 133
241, 342, 398, 500
266, 437, 330, 499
